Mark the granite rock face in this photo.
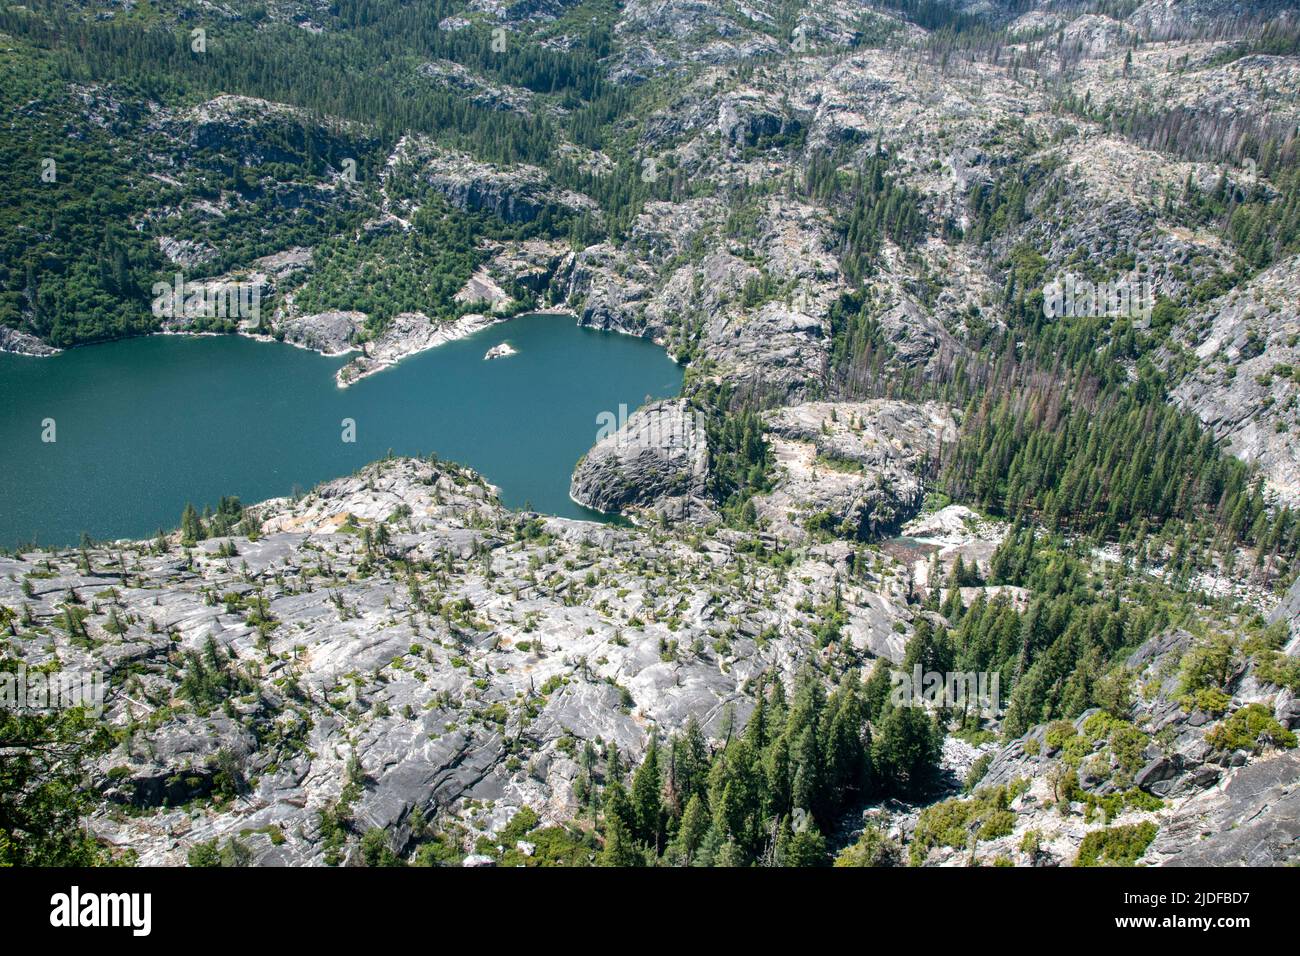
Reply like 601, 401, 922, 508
1146, 751, 1300, 866
908, 586, 1300, 867
0, 456, 933, 864
403, 139, 598, 226
570, 399, 711, 520
416, 59, 536, 114
0, 325, 60, 356
1172, 254, 1300, 505
753, 400, 958, 543
1269, 575, 1300, 652
278, 311, 364, 355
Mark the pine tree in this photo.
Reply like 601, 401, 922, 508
872, 705, 941, 799
671, 793, 710, 865
180, 502, 204, 546
599, 815, 642, 867
784, 824, 828, 867
630, 733, 664, 852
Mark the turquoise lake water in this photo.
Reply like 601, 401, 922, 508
0, 314, 682, 547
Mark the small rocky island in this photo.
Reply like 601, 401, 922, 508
484, 342, 517, 360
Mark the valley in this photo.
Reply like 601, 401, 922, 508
1, 0, 1299, 870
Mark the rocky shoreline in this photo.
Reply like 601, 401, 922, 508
0, 456, 909, 863
3, 454, 1295, 866
11, 307, 588, 388
0, 326, 60, 356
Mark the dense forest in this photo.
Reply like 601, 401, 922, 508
0, 0, 636, 345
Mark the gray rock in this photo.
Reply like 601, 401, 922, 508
278, 311, 363, 355
1171, 255, 1300, 506
1147, 751, 1300, 866
1134, 754, 1182, 793
1268, 575, 1300, 651
752, 400, 958, 543
0, 325, 60, 356
570, 399, 711, 519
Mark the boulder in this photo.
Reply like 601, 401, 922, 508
570, 399, 711, 520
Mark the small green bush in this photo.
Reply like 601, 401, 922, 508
1205, 703, 1297, 754
1074, 821, 1158, 867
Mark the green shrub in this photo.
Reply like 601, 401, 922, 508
1182, 687, 1232, 715
413, 829, 466, 867
1074, 821, 1158, 867
1253, 651, 1300, 693
1081, 711, 1114, 744
361, 828, 404, 867
1178, 633, 1237, 704
187, 839, 220, 867
1044, 720, 1077, 752
964, 752, 993, 792
978, 809, 1015, 840
835, 825, 902, 867
1108, 722, 1149, 777
911, 784, 1016, 863
1205, 703, 1297, 754
499, 806, 540, 845
517, 825, 598, 866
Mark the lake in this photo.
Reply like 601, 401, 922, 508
0, 314, 683, 548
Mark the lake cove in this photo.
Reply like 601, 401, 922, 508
0, 314, 682, 547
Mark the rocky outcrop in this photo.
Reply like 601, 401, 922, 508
1128, 0, 1296, 40
752, 400, 957, 542
1059, 13, 1138, 57
397, 139, 598, 226
717, 90, 803, 149
336, 311, 502, 387
455, 239, 572, 313
898, 505, 1020, 605
911, 593, 1300, 866
0, 326, 60, 356
570, 399, 711, 520
1269, 575, 1300, 651
157, 235, 216, 269
278, 311, 364, 355
455, 268, 512, 311
173, 95, 377, 170
1145, 750, 1300, 866
416, 59, 536, 114
565, 242, 661, 341
698, 300, 831, 399
1172, 254, 1300, 505
1, 456, 930, 864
